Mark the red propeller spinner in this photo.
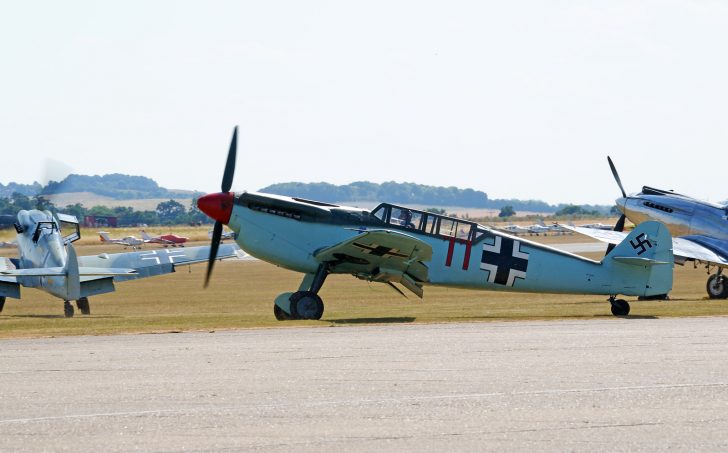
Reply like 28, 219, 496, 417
197, 192, 234, 225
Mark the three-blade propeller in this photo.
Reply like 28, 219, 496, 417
204, 126, 238, 287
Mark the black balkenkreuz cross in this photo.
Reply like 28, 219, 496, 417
629, 233, 652, 256
353, 242, 409, 258
480, 236, 529, 286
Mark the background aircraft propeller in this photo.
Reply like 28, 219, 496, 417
607, 156, 627, 199
606, 156, 628, 254
204, 126, 238, 287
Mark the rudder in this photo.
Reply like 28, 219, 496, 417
601, 221, 673, 297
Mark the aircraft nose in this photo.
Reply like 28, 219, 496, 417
197, 192, 234, 224
615, 197, 627, 214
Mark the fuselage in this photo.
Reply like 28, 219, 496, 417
217, 192, 665, 297
617, 186, 728, 240
14, 210, 70, 299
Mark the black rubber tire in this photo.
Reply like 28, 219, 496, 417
273, 304, 292, 321
289, 291, 324, 320
76, 297, 90, 315
64, 301, 75, 318
610, 299, 630, 316
0, 296, 5, 313
706, 274, 728, 299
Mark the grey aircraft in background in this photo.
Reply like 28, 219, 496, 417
568, 156, 728, 299
0, 210, 242, 317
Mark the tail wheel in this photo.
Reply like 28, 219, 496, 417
289, 291, 324, 320
707, 274, 728, 299
610, 299, 630, 316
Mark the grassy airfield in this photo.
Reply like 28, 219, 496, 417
0, 226, 727, 338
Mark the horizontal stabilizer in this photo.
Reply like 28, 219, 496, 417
612, 257, 673, 266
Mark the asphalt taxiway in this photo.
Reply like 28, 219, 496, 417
1, 317, 727, 452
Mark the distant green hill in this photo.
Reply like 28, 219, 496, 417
37, 174, 198, 200
0, 182, 42, 198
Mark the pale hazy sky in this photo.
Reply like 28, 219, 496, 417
1, 1, 727, 205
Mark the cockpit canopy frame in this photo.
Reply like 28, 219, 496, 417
370, 203, 488, 243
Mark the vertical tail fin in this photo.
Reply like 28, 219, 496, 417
99, 231, 110, 242
140, 230, 152, 241
601, 221, 673, 296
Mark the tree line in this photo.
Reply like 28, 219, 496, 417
261, 181, 613, 214
0, 193, 211, 226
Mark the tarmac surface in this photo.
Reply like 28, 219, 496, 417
1, 317, 727, 452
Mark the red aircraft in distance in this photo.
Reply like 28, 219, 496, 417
140, 230, 189, 247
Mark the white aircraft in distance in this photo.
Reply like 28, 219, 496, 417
527, 222, 551, 235
548, 223, 573, 234
140, 230, 189, 247
98, 231, 145, 249
0, 240, 17, 248
497, 224, 529, 235
0, 211, 240, 317
579, 222, 615, 230
208, 228, 235, 242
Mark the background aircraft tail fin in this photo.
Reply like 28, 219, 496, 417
99, 231, 111, 242
140, 230, 152, 241
601, 221, 673, 296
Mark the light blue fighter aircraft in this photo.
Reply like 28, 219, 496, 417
566, 157, 728, 299
0, 209, 242, 317
196, 127, 674, 320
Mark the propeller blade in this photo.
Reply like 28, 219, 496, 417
607, 156, 626, 198
204, 221, 223, 288
221, 126, 238, 193
605, 214, 627, 255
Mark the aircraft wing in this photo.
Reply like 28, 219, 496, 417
0, 267, 137, 277
77, 243, 243, 282
564, 225, 728, 267
314, 229, 432, 297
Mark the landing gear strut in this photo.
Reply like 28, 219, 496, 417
64, 301, 74, 318
274, 263, 329, 320
707, 269, 728, 299
0, 296, 5, 313
609, 296, 630, 316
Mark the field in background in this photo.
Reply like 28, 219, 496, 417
45, 192, 194, 210
0, 233, 726, 338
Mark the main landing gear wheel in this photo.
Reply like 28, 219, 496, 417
273, 304, 292, 321
610, 298, 630, 316
76, 297, 90, 315
0, 296, 5, 313
706, 274, 728, 299
289, 291, 324, 320
63, 301, 75, 318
